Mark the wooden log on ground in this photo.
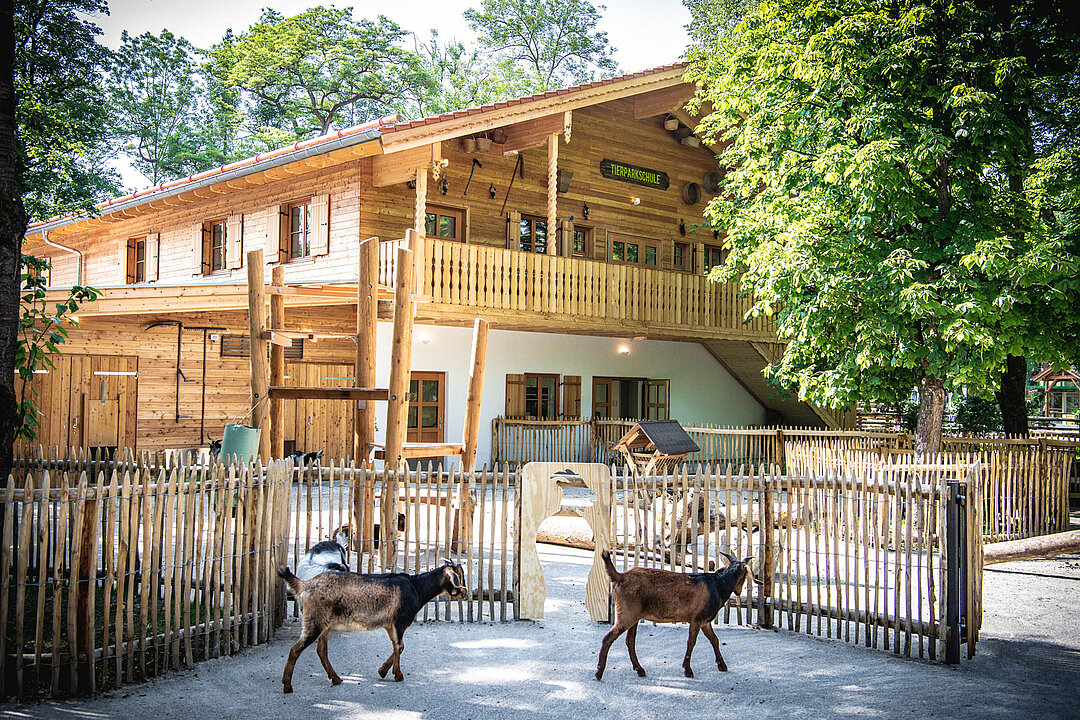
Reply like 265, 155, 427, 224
983, 530, 1080, 565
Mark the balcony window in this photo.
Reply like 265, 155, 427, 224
425, 205, 465, 241
673, 242, 690, 271
610, 233, 659, 267
524, 373, 559, 419
703, 244, 727, 275
208, 219, 227, 272
572, 227, 591, 257
520, 215, 548, 253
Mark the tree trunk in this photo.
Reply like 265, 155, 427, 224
915, 376, 946, 456
996, 354, 1029, 437
0, 0, 28, 483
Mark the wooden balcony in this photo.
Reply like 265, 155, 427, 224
380, 236, 777, 342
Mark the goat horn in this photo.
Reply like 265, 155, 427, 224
717, 550, 737, 564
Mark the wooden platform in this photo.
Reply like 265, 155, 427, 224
267, 386, 389, 401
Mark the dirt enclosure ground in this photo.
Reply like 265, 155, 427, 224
4, 542, 1079, 720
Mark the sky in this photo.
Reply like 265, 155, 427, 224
96, 1, 693, 190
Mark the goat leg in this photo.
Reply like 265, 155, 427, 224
683, 621, 701, 677
316, 629, 342, 685
701, 622, 727, 672
377, 627, 398, 679
625, 622, 646, 677
282, 627, 321, 693
595, 621, 630, 680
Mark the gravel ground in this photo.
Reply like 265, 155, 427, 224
4, 541, 1079, 720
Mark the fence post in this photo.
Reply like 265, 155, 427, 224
945, 478, 967, 664
760, 466, 775, 629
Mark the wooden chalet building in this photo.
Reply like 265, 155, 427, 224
22, 63, 851, 462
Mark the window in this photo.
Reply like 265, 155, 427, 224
703, 244, 727, 275
425, 205, 465, 242
525, 374, 559, 419
220, 334, 303, 359
672, 242, 690, 271
610, 233, 660, 267
571, 227, 591, 257
519, 215, 548, 253
592, 376, 670, 420
208, 219, 227, 272
288, 201, 311, 259
127, 237, 146, 283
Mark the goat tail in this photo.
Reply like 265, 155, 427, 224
277, 566, 304, 595
600, 549, 622, 584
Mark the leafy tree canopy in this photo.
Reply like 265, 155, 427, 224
16, 0, 118, 220
465, 0, 618, 92
108, 29, 202, 185
686, 0, 1080, 450
214, 6, 431, 146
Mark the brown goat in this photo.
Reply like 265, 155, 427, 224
277, 562, 466, 691
595, 550, 754, 680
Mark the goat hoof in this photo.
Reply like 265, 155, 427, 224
636, 668, 646, 677
378, 667, 389, 679
283, 685, 293, 694
684, 668, 695, 678
594, 671, 603, 681
393, 674, 403, 682
717, 663, 728, 672
331, 676, 343, 686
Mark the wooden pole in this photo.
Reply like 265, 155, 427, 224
354, 237, 379, 462
269, 265, 285, 460
547, 133, 558, 256
461, 318, 490, 472
414, 168, 427, 239
385, 246, 415, 468
246, 249, 271, 461
983, 529, 1080, 565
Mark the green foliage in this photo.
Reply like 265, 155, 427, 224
108, 30, 203, 185
954, 394, 1003, 434
685, 0, 1080, 436
16, 256, 99, 442
15, 0, 119, 221
215, 6, 430, 144
465, 0, 618, 92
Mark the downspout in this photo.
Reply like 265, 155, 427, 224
40, 228, 83, 285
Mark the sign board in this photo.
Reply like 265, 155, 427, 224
599, 158, 669, 190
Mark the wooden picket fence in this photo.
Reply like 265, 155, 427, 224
605, 458, 982, 663
289, 460, 516, 624
1, 454, 292, 700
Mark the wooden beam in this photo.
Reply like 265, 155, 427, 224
372, 442, 466, 459
461, 318, 489, 472
245, 248, 271, 461
384, 245, 416, 470
269, 265, 285, 460
372, 144, 435, 187
267, 386, 389, 401
493, 114, 564, 154
632, 84, 695, 119
984, 530, 1080, 565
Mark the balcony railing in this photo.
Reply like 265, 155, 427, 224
380, 236, 776, 340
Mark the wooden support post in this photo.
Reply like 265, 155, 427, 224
760, 469, 775, 629
355, 236, 379, 554
246, 249, 271, 461
414, 167, 427, 239
385, 246, 415, 468
269, 266, 285, 460
461, 318, 490, 472
547, 133, 558, 256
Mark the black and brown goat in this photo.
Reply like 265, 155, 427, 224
277, 562, 467, 692
595, 550, 755, 680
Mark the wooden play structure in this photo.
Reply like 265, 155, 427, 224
243, 230, 489, 560
613, 420, 701, 475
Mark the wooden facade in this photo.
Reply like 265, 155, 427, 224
22, 65, 849, 455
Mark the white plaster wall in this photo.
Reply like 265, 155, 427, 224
367, 322, 766, 467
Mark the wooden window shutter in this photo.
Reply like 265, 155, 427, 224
562, 375, 581, 418
225, 214, 244, 269
145, 233, 159, 281
193, 221, 209, 274
266, 203, 289, 263
505, 374, 526, 418
310, 193, 330, 256
121, 238, 132, 283
506, 211, 521, 250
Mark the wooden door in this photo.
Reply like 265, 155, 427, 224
609, 233, 660, 268
408, 371, 445, 444
592, 378, 612, 419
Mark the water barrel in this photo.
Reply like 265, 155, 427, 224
220, 423, 261, 465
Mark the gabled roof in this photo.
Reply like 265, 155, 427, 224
26, 63, 691, 241
615, 420, 700, 455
